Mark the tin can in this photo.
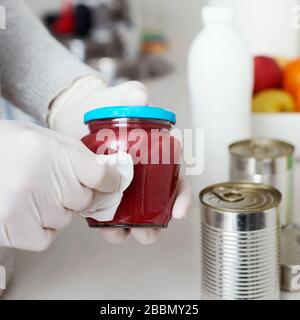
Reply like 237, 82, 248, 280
281, 224, 300, 292
229, 138, 294, 227
200, 182, 281, 300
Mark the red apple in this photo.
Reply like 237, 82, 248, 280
254, 56, 282, 94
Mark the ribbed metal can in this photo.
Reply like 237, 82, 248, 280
200, 182, 281, 300
229, 138, 294, 227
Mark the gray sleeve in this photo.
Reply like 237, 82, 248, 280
0, 0, 97, 123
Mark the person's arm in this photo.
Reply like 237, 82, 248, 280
0, 1, 192, 246
0, 0, 98, 123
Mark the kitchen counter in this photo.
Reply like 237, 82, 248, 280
3, 58, 300, 300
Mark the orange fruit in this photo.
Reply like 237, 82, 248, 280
283, 59, 300, 98
295, 88, 300, 112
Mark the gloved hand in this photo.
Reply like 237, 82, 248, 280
0, 120, 130, 251
49, 77, 192, 245
48, 76, 149, 139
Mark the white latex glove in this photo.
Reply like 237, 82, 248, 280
48, 76, 149, 139
0, 121, 130, 251
49, 77, 192, 245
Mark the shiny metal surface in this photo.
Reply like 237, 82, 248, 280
0, 248, 14, 298
281, 225, 300, 292
230, 138, 295, 226
200, 182, 280, 300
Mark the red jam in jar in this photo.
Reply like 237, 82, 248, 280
81, 106, 181, 228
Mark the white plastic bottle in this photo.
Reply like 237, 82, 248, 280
188, 5, 253, 189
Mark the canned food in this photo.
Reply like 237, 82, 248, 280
229, 138, 294, 227
281, 224, 300, 292
200, 182, 281, 300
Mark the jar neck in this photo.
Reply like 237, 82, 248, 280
87, 118, 173, 133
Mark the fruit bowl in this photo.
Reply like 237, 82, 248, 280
252, 113, 300, 159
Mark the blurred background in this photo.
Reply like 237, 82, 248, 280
2, 0, 202, 122
6, 0, 300, 121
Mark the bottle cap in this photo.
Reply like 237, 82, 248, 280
84, 106, 176, 124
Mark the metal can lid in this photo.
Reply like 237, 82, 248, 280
200, 182, 281, 213
229, 138, 294, 160
281, 224, 300, 267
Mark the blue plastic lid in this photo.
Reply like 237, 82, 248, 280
84, 106, 176, 124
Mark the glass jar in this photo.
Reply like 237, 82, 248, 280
82, 106, 181, 228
